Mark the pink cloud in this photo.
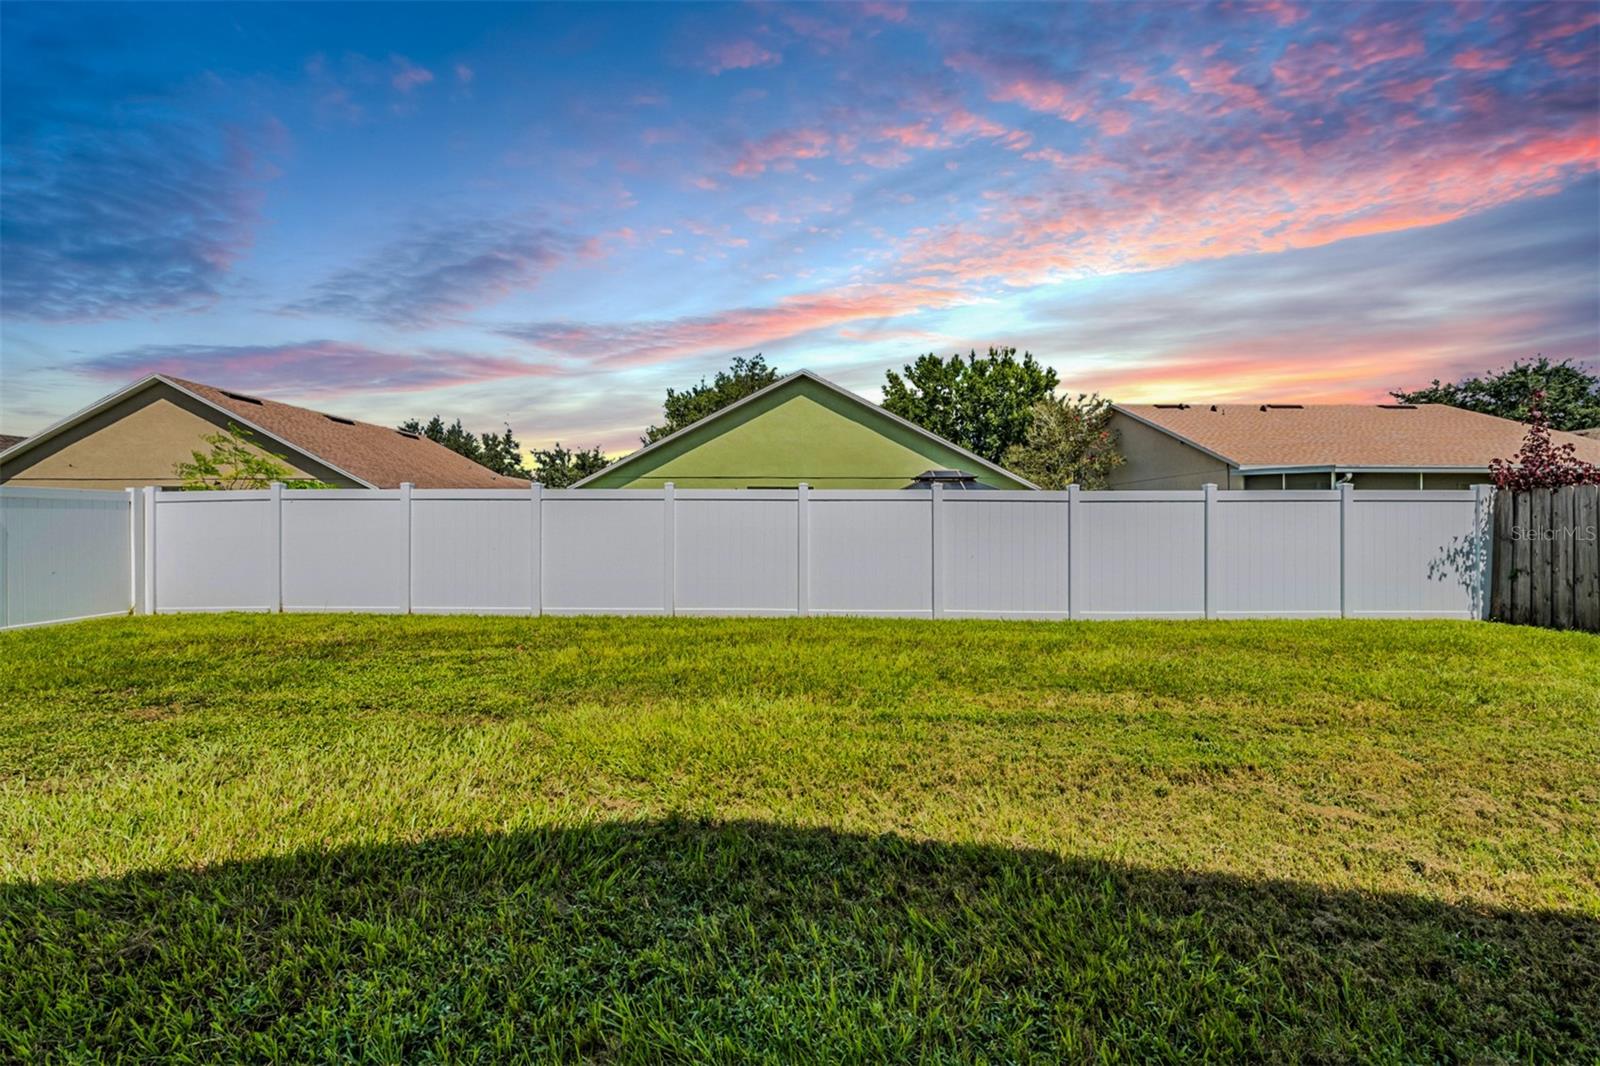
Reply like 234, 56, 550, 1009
861, 2, 908, 22
1452, 48, 1512, 72
729, 127, 831, 176
1273, 24, 1425, 97
880, 121, 945, 149
704, 40, 781, 75
503, 282, 965, 367
390, 56, 435, 93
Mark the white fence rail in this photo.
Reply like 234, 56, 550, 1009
1, 488, 139, 629
136, 483, 1493, 622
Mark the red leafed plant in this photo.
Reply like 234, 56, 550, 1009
1488, 390, 1600, 490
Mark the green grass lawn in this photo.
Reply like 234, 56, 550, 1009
1, 615, 1597, 1063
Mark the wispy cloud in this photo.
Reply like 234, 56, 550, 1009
703, 39, 781, 74
1, 118, 271, 321
500, 282, 962, 367
77, 339, 547, 397
390, 55, 434, 92
284, 221, 596, 327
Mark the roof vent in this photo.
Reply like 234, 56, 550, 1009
1259, 404, 1304, 411
396, 429, 421, 440
905, 469, 994, 491
324, 414, 355, 426
1154, 403, 1190, 409
1379, 403, 1417, 410
222, 391, 263, 405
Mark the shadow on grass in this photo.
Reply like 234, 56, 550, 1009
2, 817, 1594, 1062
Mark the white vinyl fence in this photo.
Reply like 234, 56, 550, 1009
133, 483, 1494, 622
1, 488, 139, 629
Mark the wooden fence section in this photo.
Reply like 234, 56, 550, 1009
1491, 486, 1600, 631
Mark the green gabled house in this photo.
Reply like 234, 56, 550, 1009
575, 370, 1035, 490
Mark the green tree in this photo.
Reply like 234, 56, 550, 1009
643, 354, 781, 444
399, 417, 532, 479
173, 424, 327, 490
1391, 357, 1600, 431
881, 348, 1058, 463
531, 442, 610, 488
1002, 393, 1124, 489
478, 426, 533, 480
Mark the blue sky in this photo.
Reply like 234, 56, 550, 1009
2, 1, 1596, 452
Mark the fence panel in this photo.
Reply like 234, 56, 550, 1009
808, 492, 932, 616
942, 492, 1069, 619
1212, 493, 1341, 618
674, 492, 798, 615
114, 483, 1502, 626
1074, 493, 1206, 618
1345, 491, 1482, 619
0, 488, 132, 629
281, 492, 408, 612
541, 491, 668, 614
153, 491, 276, 612
411, 490, 534, 615
1490, 485, 1600, 631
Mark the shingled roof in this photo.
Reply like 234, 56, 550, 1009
163, 377, 530, 489
1115, 403, 1600, 470
1, 375, 528, 489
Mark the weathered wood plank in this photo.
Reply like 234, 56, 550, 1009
1551, 487, 1574, 630
1531, 490, 1552, 628
1577, 486, 1600, 633
1511, 491, 1532, 626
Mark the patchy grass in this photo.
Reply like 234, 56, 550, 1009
1, 614, 1597, 1062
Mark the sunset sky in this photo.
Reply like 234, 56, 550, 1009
2, 1, 1596, 454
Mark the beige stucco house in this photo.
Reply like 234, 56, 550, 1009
0, 375, 527, 490
1107, 402, 1600, 490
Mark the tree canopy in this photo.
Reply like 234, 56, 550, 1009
1002, 393, 1124, 489
1391, 357, 1600, 432
531, 443, 610, 488
881, 348, 1059, 464
398, 416, 533, 479
643, 355, 781, 444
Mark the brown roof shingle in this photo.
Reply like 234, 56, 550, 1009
166, 377, 529, 489
0, 434, 27, 453
1116, 403, 1600, 470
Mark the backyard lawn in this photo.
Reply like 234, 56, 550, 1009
1, 615, 1596, 1062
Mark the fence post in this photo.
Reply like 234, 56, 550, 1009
1473, 483, 1494, 621
399, 482, 413, 614
142, 485, 158, 615
1067, 484, 1082, 620
1203, 483, 1218, 620
269, 482, 284, 613
796, 483, 810, 617
662, 482, 675, 616
530, 481, 543, 617
1339, 482, 1353, 618
930, 482, 945, 619
126, 488, 140, 614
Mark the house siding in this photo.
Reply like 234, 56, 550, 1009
584, 376, 1031, 489
1106, 412, 1237, 489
